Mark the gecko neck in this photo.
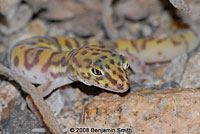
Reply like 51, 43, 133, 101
57, 49, 79, 82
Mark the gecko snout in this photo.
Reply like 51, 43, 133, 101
117, 83, 124, 90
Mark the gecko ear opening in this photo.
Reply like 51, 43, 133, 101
91, 68, 103, 76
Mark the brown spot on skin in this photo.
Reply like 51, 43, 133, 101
110, 59, 115, 65
99, 45, 106, 48
118, 67, 123, 73
65, 40, 72, 49
96, 49, 101, 51
84, 58, 92, 64
102, 50, 112, 53
84, 58, 92, 68
94, 59, 102, 65
131, 40, 139, 52
73, 38, 80, 48
126, 81, 130, 86
99, 65, 103, 70
91, 52, 99, 55
105, 64, 110, 69
105, 83, 109, 88
41, 52, 65, 72
101, 56, 107, 59
113, 70, 116, 75
50, 72, 63, 79
81, 50, 88, 55
81, 72, 91, 80
118, 74, 125, 82
80, 72, 91, 80
14, 56, 19, 67
24, 48, 43, 70
117, 83, 124, 90
112, 54, 116, 57
96, 76, 104, 81
105, 72, 117, 85
51, 37, 62, 51
80, 72, 85, 77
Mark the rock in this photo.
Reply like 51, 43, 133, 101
56, 85, 92, 129
24, 0, 48, 13
0, 4, 33, 35
80, 0, 102, 11
189, 0, 200, 23
0, 81, 18, 120
81, 89, 200, 134
4, 19, 47, 46
0, 0, 21, 15
115, 0, 161, 20
64, 13, 100, 37
181, 52, 200, 88
1, 99, 43, 134
169, 0, 189, 11
164, 53, 188, 83
40, 0, 88, 20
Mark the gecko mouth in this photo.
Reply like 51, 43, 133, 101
97, 82, 129, 93
80, 79, 129, 93
108, 87, 129, 93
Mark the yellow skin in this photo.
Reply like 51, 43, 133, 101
9, 42, 130, 96
9, 14, 199, 97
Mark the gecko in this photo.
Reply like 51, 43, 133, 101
8, 13, 199, 97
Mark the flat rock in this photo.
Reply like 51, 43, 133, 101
81, 88, 200, 134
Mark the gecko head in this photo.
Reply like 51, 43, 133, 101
70, 45, 130, 93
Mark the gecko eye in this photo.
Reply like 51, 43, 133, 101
123, 63, 129, 70
91, 68, 103, 76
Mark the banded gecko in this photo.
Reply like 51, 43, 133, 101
9, 16, 199, 97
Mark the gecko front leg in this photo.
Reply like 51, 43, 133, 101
37, 76, 74, 97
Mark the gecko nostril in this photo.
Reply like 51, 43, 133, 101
117, 83, 124, 90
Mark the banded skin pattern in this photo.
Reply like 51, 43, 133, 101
9, 14, 200, 97
9, 42, 130, 96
